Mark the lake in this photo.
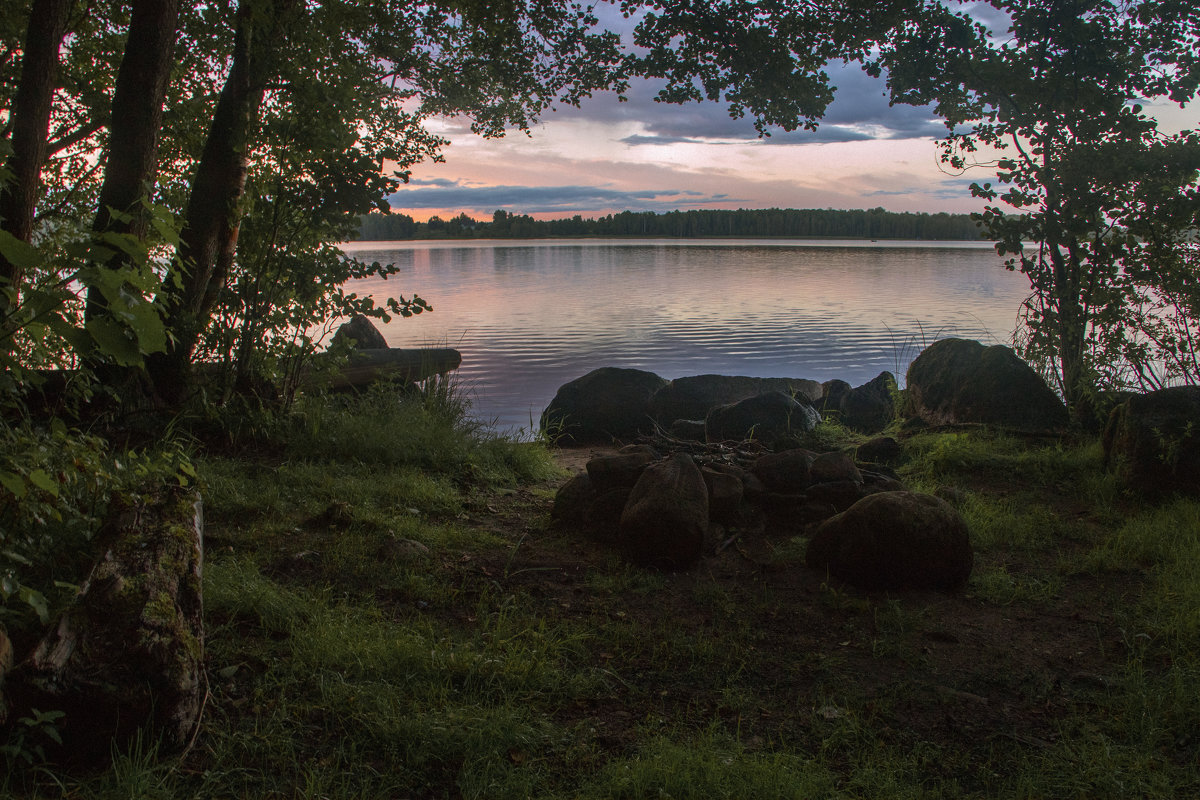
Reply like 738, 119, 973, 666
340, 238, 1032, 435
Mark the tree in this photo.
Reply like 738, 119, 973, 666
81, 0, 179, 370
1, 0, 933, 410
875, 1, 1200, 416
0, 0, 73, 313
0, 0, 634, 406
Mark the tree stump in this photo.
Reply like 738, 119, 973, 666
7, 486, 205, 763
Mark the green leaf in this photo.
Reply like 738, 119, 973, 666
85, 317, 143, 366
2, 550, 33, 566
126, 301, 168, 354
0, 470, 26, 498
18, 585, 50, 623
28, 469, 59, 496
46, 311, 95, 355
0, 230, 41, 270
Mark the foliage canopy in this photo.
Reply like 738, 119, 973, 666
876, 0, 1200, 412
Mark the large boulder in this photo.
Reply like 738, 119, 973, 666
905, 338, 1068, 431
551, 472, 596, 525
706, 391, 821, 445
541, 367, 667, 444
1103, 386, 1200, 496
650, 375, 822, 427
838, 371, 897, 433
856, 436, 903, 465
820, 379, 852, 415
331, 314, 389, 350
586, 451, 655, 493
618, 453, 709, 569
701, 466, 744, 521
751, 448, 817, 492
807, 491, 973, 591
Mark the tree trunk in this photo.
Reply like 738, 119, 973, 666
82, 0, 181, 324
5, 486, 205, 764
0, 0, 73, 309
148, 0, 296, 404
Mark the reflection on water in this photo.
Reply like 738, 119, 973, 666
340, 238, 1030, 434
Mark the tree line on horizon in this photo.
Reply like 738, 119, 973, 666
356, 206, 985, 241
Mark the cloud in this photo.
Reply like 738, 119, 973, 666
555, 62, 948, 146
866, 177, 982, 201
388, 180, 738, 213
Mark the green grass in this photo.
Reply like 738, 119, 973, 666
6, 411, 1200, 798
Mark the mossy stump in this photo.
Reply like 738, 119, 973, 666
7, 486, 205, 764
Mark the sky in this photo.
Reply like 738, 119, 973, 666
387, 62, 981, 223
384, 6, 1196, 224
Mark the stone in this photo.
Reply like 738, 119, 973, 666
706, 391, 821, 445
857, 436, 903, 465
541, 367, 667, 445
751, 448, 817, 492
552, 472, 596, 524
376, 538, 431, 563
905, 338, 1068, 431
839, 371, 897, 433
331, 314, 389, 349
761, 494, 836, 530
701, 466, 744, 521
619, 453, 709, 569
1103, 386, 1200, 496
650, 374, 822, 426
807, 491, 973, 591
805, 480, 867, 513
860, 471, 906, 494
820, 379, 851, 415
586, 452, 655, 493
589, 487, 633, 536
810, 450, 862, 485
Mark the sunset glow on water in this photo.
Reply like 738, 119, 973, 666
342, 239, 1031, 434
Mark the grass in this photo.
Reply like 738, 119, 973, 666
4, 393, 1200, 798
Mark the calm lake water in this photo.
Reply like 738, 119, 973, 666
340, 238, 1031, 434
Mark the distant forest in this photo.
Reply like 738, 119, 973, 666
355, 207, 985, 241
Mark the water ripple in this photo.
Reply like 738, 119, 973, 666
343, 239, 1027, 433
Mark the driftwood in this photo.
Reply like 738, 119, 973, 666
6, 486, 205, 764
311, 346, 462, 391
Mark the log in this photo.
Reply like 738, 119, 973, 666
6, 486, 205, 764
309, 346, 462, 391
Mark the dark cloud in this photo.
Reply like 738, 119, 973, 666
404, 177, 459, 187
867, 177, 982, 201
560, 61, 948, 145
618, 134, 705, 146
388, 180, 737, 213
